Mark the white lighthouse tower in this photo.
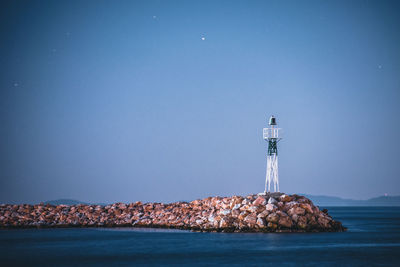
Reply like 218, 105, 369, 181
262, 115, 282, 193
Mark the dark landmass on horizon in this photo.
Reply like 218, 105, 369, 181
38, 194, 400, 207
303, 194, 400, 206
43, 199, 108, 206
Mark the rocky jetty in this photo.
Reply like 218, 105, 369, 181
0, 193, 345, 232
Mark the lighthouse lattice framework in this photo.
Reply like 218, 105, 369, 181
263, 115, 282, 193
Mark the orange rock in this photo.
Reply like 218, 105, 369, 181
253, 196, 267, 206
279, 194, 293, 202
257, 217, 266, 228
300, 203, 313, 214
219, 217, 232, 228
267, 222, 277, 230
244, 213, 257, 226
238, 211, 249, 220
257, 210, 269, 219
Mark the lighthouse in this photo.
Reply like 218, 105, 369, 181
262, 115, 282, 193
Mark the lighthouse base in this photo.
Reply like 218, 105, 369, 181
257, 191, 283, 198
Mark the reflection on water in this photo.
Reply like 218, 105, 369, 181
96, 227, 191, 233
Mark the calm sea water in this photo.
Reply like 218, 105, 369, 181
1, 207, 400, 266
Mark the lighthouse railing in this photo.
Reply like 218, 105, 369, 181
263, 128, 282, 140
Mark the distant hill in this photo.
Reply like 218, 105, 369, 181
44, 199, 88, 205
302, 194, 400, 206
43, 195, 400, 207
44, 199, 107, 206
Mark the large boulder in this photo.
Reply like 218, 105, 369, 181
257, 210, 269, 219
266, 213, 279, 223
267, 222, 278, 230
244, 213, 258, 226
297, 216, 308, 229
268, 197, 278, 205
288, 207, 305, 217
266, 203, 278, 212
278, 216, 293, 228
253, 196, 267, 206
219, 217, 232, 228
279, 194, 293, 202
317, 215, 331, 228
256, 217, 266, 228
277, 211, 293, 228
220, 209, 231, 216
300, 203, 313, 214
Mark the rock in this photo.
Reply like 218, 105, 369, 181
239, 205, 250, 212
211, 197, 220, 207
257, 210, 269, 219
248, 206, 258, 213
318, 215, 331, 228
300, 203, 313, 214
222, 197, 230, 204
297, 196, 311, 204
312, 206, 320, 214
288, 207, 305, 217
220, 209, 231, 216
195, 219, 204, 225
256, 217, 266, 228
231, 209, 240, 217
284, 201, 299, 210
278, 215, 293, 228
297, 216, 308, 229
253, 196, 267, 206
238, 211, 248, 220
267, 222, 277, 230
244, 213, 258, 226
232, 204, 241, 210
221, 203, 230, 209
241, 199, 251, 205
266, 203, 277, 212
306, 214, 317, 228
191, 199, 201, 206
219, 217, 232, 228
279, 194, 293, 202
268, 197, 278, 205
232, 196, 244, 205
266, 213, 279, 223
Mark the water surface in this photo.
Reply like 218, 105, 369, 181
1, 207, 399, 266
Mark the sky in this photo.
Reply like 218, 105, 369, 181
1, 0, 399, 204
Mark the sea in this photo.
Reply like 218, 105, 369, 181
1, 207, 399, 266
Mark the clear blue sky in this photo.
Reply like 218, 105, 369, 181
1, 0, 399, 203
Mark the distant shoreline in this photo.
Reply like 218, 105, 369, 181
3, 194, 394, 207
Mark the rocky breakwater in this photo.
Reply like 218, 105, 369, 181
0, 193, 346, 232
